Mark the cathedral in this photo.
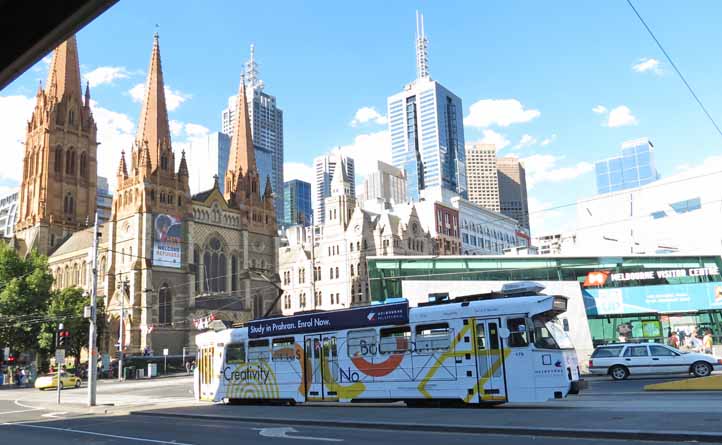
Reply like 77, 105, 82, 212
16, 34, 279, 356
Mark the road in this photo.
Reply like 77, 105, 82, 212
1, 373, 721, 444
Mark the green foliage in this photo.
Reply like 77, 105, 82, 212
39, 287, 90, 360
0, 243, 54, 353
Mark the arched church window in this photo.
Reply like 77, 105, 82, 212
80, 152, 87, 177
54, 148, 62, 174
68, 109, 75, 126
231, 255, 238, 292
158, 283, 172, 324
63, 193, 74, 214
203, 238, 226, 293
194, 248, 201, 293
65, 148, 75, 175
177, 195, 182, 206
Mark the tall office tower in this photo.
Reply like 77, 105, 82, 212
96, 176, 113, 224
497, 156, 530, 230
313, 151, 355, 225
465, 143, 500, 212
387, 11, 466, 202
595, 137, 658, 194
283, 179, 312, 227
221, 45, 284, 222
0, 190, 19, 238
359, 160, 407, 204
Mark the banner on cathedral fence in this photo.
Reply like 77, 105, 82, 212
152, 213, 182, 268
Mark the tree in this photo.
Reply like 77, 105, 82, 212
39, 287, 90, 361
0, 242, 54, 355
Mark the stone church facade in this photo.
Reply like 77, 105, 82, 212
18, 35, 278, 356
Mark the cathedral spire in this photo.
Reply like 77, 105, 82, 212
330, 157, 350, 197
228, 72, 257, 178
84, 80, 91, 108
117, 150, 128, 179
135, 32, 171, 172
45, 35, 83, 102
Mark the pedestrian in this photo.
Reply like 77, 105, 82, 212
703, 329, 714, 355
185, 361, 191, 375
13, 368, 20, 387
20, 368, 27, 387
686, 333, 702, 352
668, 331, 680, 349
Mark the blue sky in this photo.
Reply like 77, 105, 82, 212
2, 1, 722, 235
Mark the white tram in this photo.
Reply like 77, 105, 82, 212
194, 282, 582, 405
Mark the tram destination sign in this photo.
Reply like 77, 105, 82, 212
247, 302, 409, 338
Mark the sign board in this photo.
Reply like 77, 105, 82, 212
583, 266, 720, 287
248, 302, 409, 339
152, 213, 183, 268
55, 349, 65, 365
163, 348, 169, 356
583, 281, 722, 315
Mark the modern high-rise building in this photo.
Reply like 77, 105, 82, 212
96, 176, 113, 224
358, 160, 407, 204
221, 45, 284, 222
0, 190, 19, 238
283, 179, 312, 227
313, 151, 355, 225
387, 11, 466, 202
497, 156, 530, 231
465, 143, 500, 213
595, 138, 658, 194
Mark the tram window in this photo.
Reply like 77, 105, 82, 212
415, 323, 451, 352
488, 323, 500, 349
248, 339, 270, 362
379, 326, 411, 354
348, 329, 377, 357
507, 318, 529, 347
272, 337, 296, 361
225, 343, 245, 364
477, 324, 487, 350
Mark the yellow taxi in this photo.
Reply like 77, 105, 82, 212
34, 371, 82, 390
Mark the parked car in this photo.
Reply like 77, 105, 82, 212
588, 343, 722, 380
34, 371, 82, 390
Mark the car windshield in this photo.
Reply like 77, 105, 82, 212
533, 315, 575, 350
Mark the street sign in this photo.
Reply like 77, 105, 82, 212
55, 349, 65, 365
163, 348, 169, 356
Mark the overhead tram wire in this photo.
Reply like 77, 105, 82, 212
626, 0, 722, 139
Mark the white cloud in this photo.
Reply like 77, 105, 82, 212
633, 58, 661, 74
593, 104, 638, 127
336, 130, 391, 181
89, 99, 135, 190
464, 99, 540, 128
184, 123, 209, 138
540, 134, 557, 146
513, 134, 536, 150
129, 83, 190, 111
284, 162, 315, 185
607, 105, 638, 127
528, 195, 576, 237
83, 66, 130, 87
350, 107, 386, 126
521, 153, 594, 188
169, 120, 183, 137
479, 129, 510, 150
0, 95, 38, 185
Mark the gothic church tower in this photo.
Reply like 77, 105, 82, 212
15, 36, 98, 255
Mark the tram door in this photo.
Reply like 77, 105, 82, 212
303, 334, 339, 401
474, 319, 507, 402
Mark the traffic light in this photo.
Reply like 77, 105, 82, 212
56, 328, 69, 349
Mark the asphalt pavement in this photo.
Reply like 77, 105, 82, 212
2, 373, 722, 444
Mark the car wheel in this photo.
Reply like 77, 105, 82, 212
59, 382, 64, 390
692, 361, 712, 378
609, 365, 629, 381
75, 379, 81, 388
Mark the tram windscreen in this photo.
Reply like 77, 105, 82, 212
532, 315, 575, 350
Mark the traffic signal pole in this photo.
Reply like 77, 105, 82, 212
87, 213, 99, 406
56, 323, 64, 405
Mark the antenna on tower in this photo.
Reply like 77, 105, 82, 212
246, 43, 264, 91
415, 10, 430, 79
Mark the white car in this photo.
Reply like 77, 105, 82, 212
588, 343, 722, 380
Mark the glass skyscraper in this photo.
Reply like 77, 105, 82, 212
283, 179, 312, 227
595, 138, 658, 194
387, 13, 466, 202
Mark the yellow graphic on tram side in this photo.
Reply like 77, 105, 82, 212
223, 360, 280, 399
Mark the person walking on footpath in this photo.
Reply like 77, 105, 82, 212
703, 329, 714, 355
668, 331, 680, 349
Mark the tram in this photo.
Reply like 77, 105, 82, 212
194, 282, 582, 405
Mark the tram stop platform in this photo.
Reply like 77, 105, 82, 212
645, 374, 722, 391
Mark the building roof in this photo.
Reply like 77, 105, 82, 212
50, 223, 109, 258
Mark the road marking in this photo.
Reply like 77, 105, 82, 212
253, 426, 343, 442
1, 422, 197, 445
13, 399, 44, 410
41, 412, 67, 418
0, 408, 40, 415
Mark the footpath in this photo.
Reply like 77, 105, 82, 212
130, 402, 722, 443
